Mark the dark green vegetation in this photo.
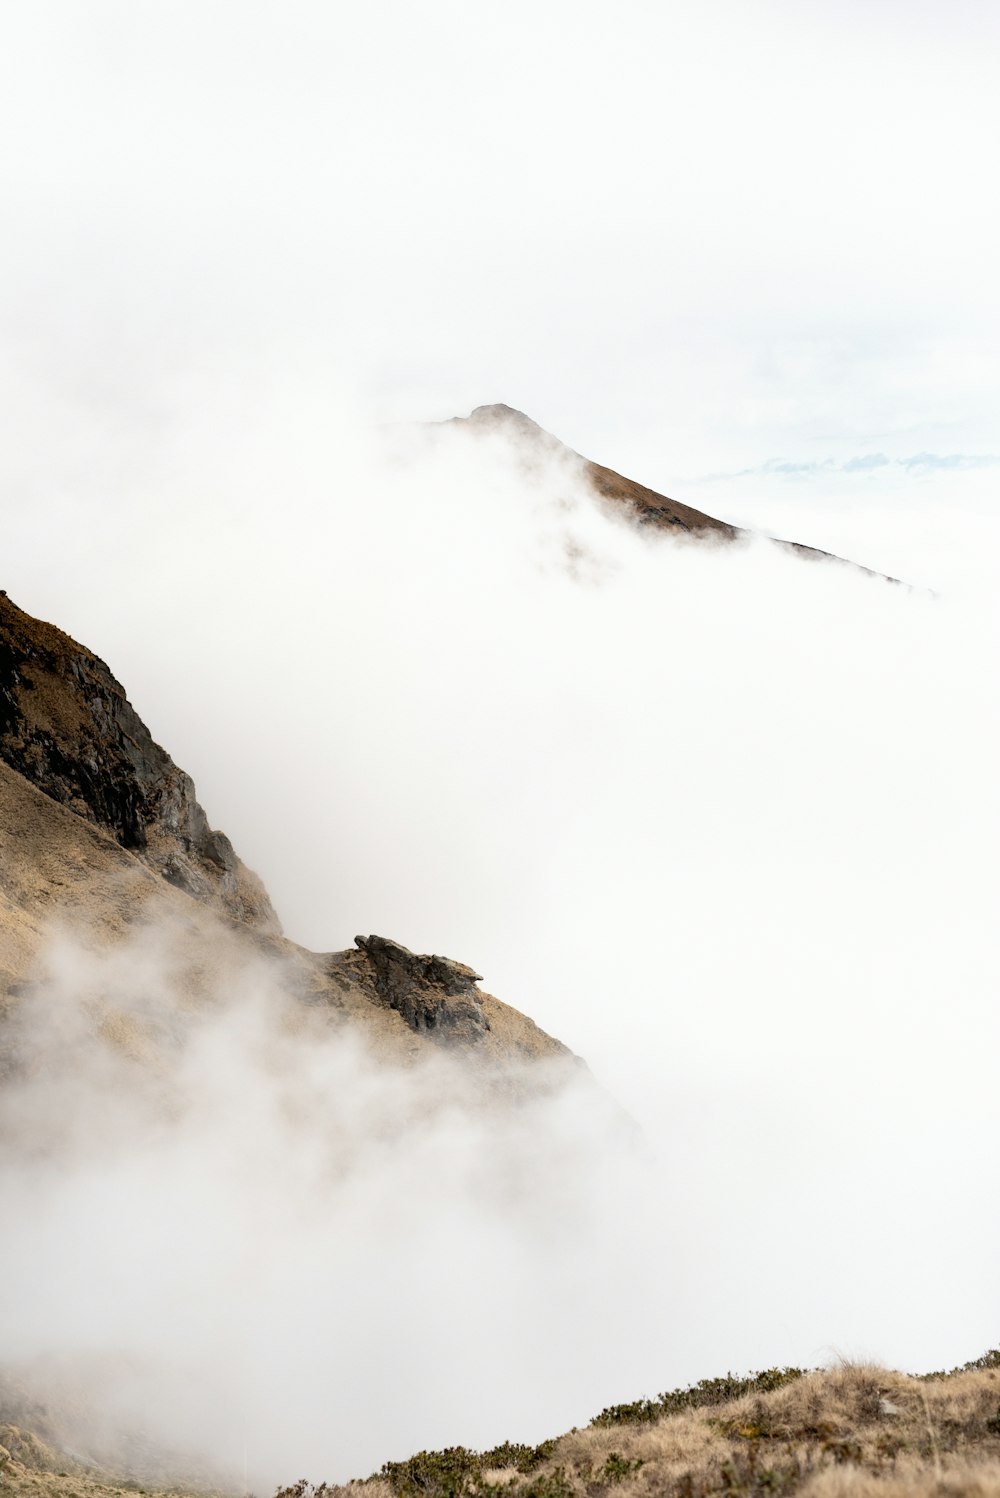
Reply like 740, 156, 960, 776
378, 1440, 559, 1498
589, 1368, 808, 1430
275, 1439, 559, 1498
918, 1348, 1000, 1381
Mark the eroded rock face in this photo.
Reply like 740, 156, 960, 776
353, 934, 490, 1043
0, 593, 278, 933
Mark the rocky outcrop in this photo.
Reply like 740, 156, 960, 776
0, 592, 277, 932
352, 934, 490, 1043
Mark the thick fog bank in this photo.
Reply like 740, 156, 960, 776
0, 922, 651, 1490
2, 3, 998, 1486
2, 410, 998, 1488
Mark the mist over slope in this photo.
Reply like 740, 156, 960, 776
1, 915, 635, 1492
1, 5, 996, 1491
448, 404, 898, 578
2, 404, 998, 1491
0, 571, 610, 1490
0, 586, 568, 1066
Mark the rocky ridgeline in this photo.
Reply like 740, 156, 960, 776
0, 590, 568, 1057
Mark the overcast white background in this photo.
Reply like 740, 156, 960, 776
2, 1, 999, 1487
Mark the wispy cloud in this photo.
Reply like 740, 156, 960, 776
897, 451, 1000, 473
842, 453, 891, 473
697, 452, 1000, 483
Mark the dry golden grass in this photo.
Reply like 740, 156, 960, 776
296, 1357, 1000, 1498
546, 1361, 1000, 1498
4, 1358, 999, 1498
0, 758, 568, 1077
799, 1458, 1000, 1497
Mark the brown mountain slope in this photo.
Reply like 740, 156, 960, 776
451, 405, 897, 577
0, 591, 568, 1070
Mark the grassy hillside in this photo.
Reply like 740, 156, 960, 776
2, 1354, 997, 1497
277, 1352, 1000, 1498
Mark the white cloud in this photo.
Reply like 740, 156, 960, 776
1, 3, 998, 1486
3, 407, 999, 1492
0, 917, 654, 1490
0, 1, 997, 470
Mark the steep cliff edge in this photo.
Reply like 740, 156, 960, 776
0, 591, 278, 932
0, 591, 569, 1067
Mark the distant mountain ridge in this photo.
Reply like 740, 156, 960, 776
451, 404, 897, 578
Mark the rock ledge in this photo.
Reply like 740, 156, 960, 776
354, 934, 490, 1042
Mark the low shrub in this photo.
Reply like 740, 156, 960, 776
599, 1452, 644, 1484
919, 1348, 1000, 1381
376, 1437, 560, 1498
590, 1367, 808, 1428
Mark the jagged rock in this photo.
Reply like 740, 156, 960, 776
353, 934, 491, 1043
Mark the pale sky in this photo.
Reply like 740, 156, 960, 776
2, 1, 998, 488
2, 3, 998, 1486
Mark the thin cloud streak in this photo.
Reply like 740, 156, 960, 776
692, 451, 1000, 483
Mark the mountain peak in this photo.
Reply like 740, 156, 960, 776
465, 402, 540, 428
450, 403, 559, 449
449, 406, 897, 576
449, 405, 745, 541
